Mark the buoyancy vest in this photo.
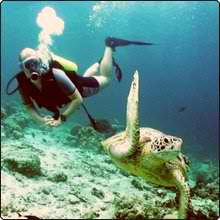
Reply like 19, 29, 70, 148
16, 57, 82, 117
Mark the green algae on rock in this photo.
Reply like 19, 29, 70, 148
3, 149, 41, 177
47, 171, 68, 182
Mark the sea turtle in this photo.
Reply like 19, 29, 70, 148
101, 71, 190, 219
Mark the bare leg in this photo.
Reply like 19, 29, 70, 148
93, 47, 113, 89
83, 62, 100, 77
82, 47, 113, 89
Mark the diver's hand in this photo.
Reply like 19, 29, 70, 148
45, 117, 62, 127
42, 116, 54, 125
42, 116, 61, 127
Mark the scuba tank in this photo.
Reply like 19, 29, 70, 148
51, 53, 78, 72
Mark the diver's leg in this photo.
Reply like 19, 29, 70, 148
83, 37, 153, 90
83, 62, 100, 77
92, 47, 113, 88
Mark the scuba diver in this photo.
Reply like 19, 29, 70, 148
7, 37, 153, 131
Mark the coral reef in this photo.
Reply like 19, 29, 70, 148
1, 104, 31, 140
189, 157, 219, 201
1, 106, 219, 219
69, 125, 106, 154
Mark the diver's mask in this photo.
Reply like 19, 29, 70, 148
21, 57, 50, 81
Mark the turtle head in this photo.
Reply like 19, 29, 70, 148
149, 135, 183, 161
101, 135, 116, 154
101, 131, 129, 158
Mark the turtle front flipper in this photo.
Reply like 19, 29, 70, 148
104, 71, 140, 159
126, 70, 140, 155
168, 165, 190, 219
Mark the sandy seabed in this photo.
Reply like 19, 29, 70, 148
1, 104, 219, 219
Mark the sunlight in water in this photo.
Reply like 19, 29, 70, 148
88, 1, 137, 30
88, 1, 199, 32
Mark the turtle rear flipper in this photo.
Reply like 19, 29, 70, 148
126, 70, 140, 155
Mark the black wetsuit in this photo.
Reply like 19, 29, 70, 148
16, 61, 99, 118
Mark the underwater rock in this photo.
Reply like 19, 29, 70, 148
70, 124, 83, 136
40, 187, 52, 195
47, 171, 68, 182
3, 149, 41, 177
191, 177, 219, 201
189, 159, 219, 202
69, 125, 105, 153
191, 159, 218, 184
163, 197, 177, 209
91, 187, 105, 199
3, 114, 29, 139
113, 195, 165, 219
81, 209, 100, 219
188, 198, 219, 219
67, 195, 80, 205
1, 201, 27, 218
2, 124, 23, 139
2, 104, 31, 133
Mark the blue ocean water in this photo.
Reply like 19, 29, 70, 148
1, 1, 219, 160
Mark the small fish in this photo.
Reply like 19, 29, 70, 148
178, 107, 187, 112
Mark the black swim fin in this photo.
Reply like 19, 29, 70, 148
17, 213, 41, 220
98, 57, 122, 82
113, 58, 122, 82
81, 103, 115, 134
105, 36, 154, 51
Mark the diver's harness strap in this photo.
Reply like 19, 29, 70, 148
6, 72, 61, 120
6, 74, 20, 95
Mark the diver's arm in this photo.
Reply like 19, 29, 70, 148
25, 103, 54, 125
52, 67, 83, 120
61, 88, 83, 120
18, 88, 49, 124
25, 104, 46, 123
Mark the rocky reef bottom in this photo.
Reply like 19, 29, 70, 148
1, 105, 219, 219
